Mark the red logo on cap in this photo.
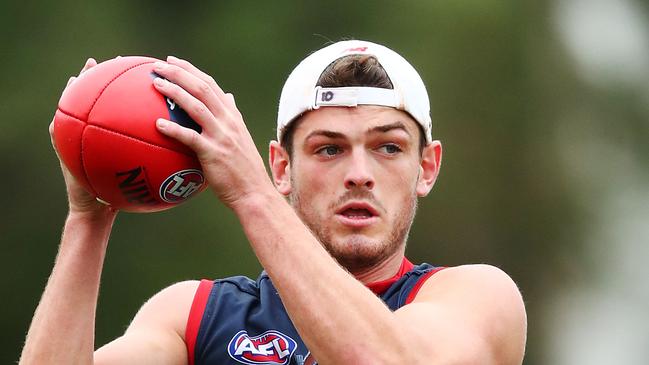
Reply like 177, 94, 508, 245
344, 47, 368, 53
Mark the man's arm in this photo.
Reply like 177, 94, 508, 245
19, 212, 195, 365
19, 209, 116, 365
20, 58, 115, 364
233, 192, 527, 364
152, 57, 527, 364
20, 59, 194, 365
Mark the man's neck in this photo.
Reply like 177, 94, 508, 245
351, 248, 407, 285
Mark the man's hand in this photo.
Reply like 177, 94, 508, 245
50, 57, 117, 217
150, 56, 274, 209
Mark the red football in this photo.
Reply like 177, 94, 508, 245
53, 56, 206, 213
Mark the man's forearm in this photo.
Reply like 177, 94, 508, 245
20, 209, 116, 365
232, 191, 418, 365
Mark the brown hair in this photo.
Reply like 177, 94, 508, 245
316, 54, 394, 89
280, 54, 425, 156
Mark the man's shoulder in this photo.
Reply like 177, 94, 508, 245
136, 280, 201, 318
159, 274, 270, 304
126, 280, 201, 343
159, 279, 202, 294
400, 264, 527, 363
407, 264, 527, 338
440, 263, 517, 283
152, 275, 263, 305
415, 264, 523, 301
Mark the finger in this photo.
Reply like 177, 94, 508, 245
224, 93, 237, 109
152, 64, 228, 122
153, 62, 226, 113
65, 58, 96, 89
152, 77, 221, 134
166, 55, 227, 99
49, 118, 63, 160
80, 58, 97, 74
49, 119, 55, 145
155, 118, 207, 154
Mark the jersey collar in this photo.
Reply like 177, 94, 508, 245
365, 257, 414, 295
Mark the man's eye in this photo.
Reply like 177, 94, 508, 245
316, 146, 341, 157
379, 144, 402, 154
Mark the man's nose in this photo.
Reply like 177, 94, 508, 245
344, 150, 375, 190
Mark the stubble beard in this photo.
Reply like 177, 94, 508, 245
289, 186, 418, 273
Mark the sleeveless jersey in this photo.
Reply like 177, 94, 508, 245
185, 258, 445, 365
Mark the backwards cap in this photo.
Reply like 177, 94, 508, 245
277, 40, 432, 143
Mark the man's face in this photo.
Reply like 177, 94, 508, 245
285, 106, 427, 272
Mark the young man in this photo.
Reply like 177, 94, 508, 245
20, 40, 527, 365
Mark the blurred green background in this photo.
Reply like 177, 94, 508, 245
3, 0, 648, 363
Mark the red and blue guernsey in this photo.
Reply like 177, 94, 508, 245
185, 258, 445, 365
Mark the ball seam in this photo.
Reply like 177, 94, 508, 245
85, 123, 196, 156
56, 61, 154, 123
79, 124, 100, 197
85, 60, 196, 157
58, 60, 155, 198
86, 61, 155, 120
55, 109, 99, 197
56, 107, 196, 157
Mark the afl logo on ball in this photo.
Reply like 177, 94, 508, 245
159, 169, 204, 203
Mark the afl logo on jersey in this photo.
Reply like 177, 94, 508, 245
227, 330, 297, 365
159, 169, 204, 203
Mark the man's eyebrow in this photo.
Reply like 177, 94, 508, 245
368, 121, 411, 136
304, 130, 346, 141
304, 122, 410, 141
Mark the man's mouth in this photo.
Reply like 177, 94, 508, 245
340, 208, 374, 219
335, 201, 380, 227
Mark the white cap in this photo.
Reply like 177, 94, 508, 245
277, 40, 432, 143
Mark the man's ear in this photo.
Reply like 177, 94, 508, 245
269, 140, 292, 196
416, 140, 442, 197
